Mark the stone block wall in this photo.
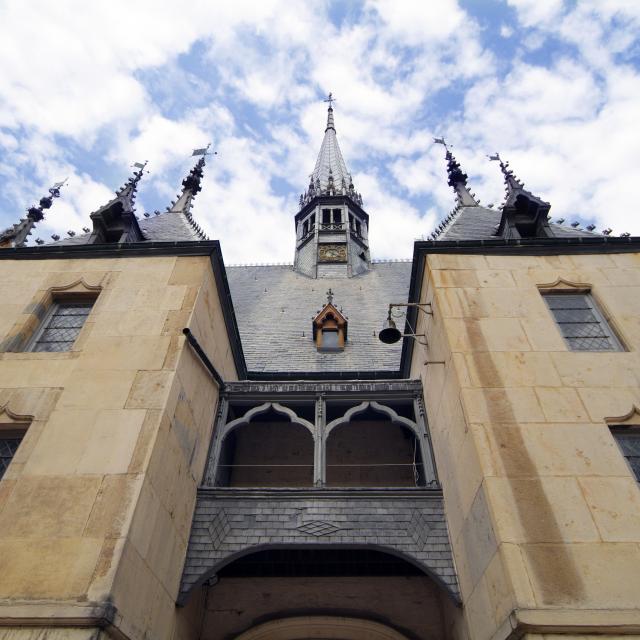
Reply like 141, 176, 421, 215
412, 251, 640, 640
0, 254, 236, 640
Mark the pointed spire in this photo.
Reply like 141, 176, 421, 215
434, 138, 478, 207
114, 160, 148, 209
300, 93, 361, 208
488, 152, 525, 193
326, 105, 335, 132
88, 161, 148, 243
0, 180, 66, 249
165, 147, 212, 240
488, 152, 551, 238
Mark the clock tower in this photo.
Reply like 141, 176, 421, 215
294, 96, 370, 278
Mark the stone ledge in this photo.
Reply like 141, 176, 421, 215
495, 607, 640, 640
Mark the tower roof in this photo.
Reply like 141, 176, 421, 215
300, 97, 362, 208
311, 106, 351, 192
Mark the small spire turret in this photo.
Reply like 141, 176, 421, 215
88, 161, 149, 243
0, 180, 66, 249
434, 138, 479, 207
165, 147, 213, 241
489, 152, 552, 239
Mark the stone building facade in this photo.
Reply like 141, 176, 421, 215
0, 108, 640, 640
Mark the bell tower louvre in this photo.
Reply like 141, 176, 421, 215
1, 94, 640, 640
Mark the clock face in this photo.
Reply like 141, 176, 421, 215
319, 244, 347, 262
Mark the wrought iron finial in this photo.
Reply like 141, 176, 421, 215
326, 288, 334, 304
324, 92, 336, 108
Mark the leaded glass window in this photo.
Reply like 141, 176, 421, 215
0, 435, 22, 480
543, 292, 623, 351
611, 430, 640, 481
29, 301, 94, 352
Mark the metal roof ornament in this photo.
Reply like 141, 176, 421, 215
489, 152, 552, 239
0, 178, 67, 248
164, 146, 214, 240
434, 138, 478, 208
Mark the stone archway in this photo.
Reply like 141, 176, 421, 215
234, 615, 411, 640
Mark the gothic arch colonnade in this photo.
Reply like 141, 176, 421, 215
207, 399, 437, 487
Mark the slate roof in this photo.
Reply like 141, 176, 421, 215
439, 205, 600, 241
49, 209, 202, 246
226, 261, 412, 373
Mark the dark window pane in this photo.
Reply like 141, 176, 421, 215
0, 437, 22, 480
613, 432, 640, 482
544, 292, 621, 352
31, 301, 94, 352
545, 294, 590, 309
553, 308, 597, 323
322, 330, 339, 350
55, 304, 93, 315
566, 337, 613, 351
559, 323, 608, 339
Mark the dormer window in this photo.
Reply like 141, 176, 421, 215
312, 290, 348, 353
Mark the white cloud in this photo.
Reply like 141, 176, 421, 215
0, 0, 637, 258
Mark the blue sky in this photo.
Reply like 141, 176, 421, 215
0, 0, 639, 262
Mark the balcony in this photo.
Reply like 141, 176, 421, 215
179, 487, 457, 603
179, 380, 459, 605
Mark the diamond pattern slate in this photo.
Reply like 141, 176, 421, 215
180, 492, 459, 602
297, 520, 340, 536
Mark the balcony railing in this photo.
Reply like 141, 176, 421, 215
319, 223, 345, 231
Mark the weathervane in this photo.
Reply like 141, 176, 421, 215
192, 143, 216, 157
487, 152, 501, 162
433, 137, 449, 150
324, 92, 336, 108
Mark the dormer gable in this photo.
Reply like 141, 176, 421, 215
312, 292, 348, 352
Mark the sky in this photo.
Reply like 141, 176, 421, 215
0, 0, 639, 263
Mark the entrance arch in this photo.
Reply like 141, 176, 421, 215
235, 616, 411, 640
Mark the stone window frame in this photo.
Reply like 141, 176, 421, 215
205, 386, 438, 489
607, 406, 640, 482
19, 279, 101, 353
538, 278, 625, 352
25, 299, 94, 352
0, 406, 32, 482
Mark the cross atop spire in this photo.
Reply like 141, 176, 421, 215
324, 92, 336, 131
